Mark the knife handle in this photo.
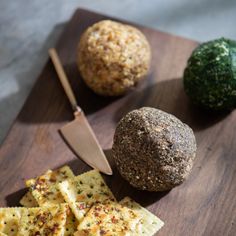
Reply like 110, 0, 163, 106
49, 48, 79, 112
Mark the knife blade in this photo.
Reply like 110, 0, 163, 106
60, 109, 113, 175
49, 48, 112, 175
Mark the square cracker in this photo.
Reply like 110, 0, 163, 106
26, 166, 74, 206
74, 200, 141, 236
18, 204, 67, 236
59, 170, 115, 222
20, 191, 38, 207
0, 208, 24, 236
26, 166, 77, 235
120, 197, 164, 235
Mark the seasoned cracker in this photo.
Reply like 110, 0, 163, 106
18, 204, 67, 236
120, 197, 164, 235
26, 166, 74, 206
75, 200, 140, 236
0, 208, 24, 236
59, 170, 115, 222
20, 191, 38, 207
64, 209, 78, 236
0, 233, 7, 236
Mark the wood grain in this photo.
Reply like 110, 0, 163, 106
0, 8, 235, 236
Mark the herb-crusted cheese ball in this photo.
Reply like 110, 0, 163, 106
112, 107, 197, 192
77, 20, 151, 96
184, 38, 236, 110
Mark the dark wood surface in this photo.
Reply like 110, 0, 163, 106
0, 8, 235, 236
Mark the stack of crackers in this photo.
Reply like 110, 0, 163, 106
0, 166, 164, 235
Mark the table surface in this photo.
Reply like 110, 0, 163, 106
0, 0, 236, 143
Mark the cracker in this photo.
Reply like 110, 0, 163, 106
26, 166, 74, 206
26, 166, 77, 235
64, 209, 78, 236
120, 197, 164, 235
18, 204, 67, 236
19, 199, 78, 236
75, 200, 141, 236
0, 207, 24, 236
20, 191, 38, 207
59, 170, 115, 222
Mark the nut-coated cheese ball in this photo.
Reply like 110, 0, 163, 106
77, 20, 151, 96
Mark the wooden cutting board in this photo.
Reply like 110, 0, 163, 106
0, 8, 235, 236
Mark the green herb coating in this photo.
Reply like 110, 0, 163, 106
184, 37, 236, 110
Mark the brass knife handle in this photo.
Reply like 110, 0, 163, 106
49, 48, 78, 111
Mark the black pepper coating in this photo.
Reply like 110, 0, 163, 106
112, 107, 197, 191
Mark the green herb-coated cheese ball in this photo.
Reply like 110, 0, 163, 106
184, 38, 236, 110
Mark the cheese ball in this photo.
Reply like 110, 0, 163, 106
184, 38, 236, 110
77, 20, 151, 96
112, 107, 197, 192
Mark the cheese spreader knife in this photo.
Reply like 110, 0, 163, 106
49, 48, 112, 175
